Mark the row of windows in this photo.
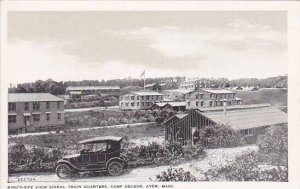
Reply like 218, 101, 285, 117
123, 95, 163, 101
121, 101, 153, 107
8, 113, 62, 124
191, 93, 236, 99
187, 100, 239, 107
8, 101, 62, 111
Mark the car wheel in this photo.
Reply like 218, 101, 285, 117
107, 161, 123, 176
56, 164, 71, 179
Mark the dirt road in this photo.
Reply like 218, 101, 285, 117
9, 145, 258, 182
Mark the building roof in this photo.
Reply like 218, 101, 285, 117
79, 136, 123, 144
162, 113, 188, 125
200, 106, 287, 130
130, 91, 164, 96
66, 86, 120, 91
8, 93, 64, 102
168, 101, 186, 107
154, 102, 168, 107
144, 83, 158, 88
197, 103, 271, 112
203, 89, 235, 94
162, 89, 195, 94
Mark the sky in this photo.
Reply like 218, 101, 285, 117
7, 11, 287, 84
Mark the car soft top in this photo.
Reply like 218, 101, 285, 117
79, 136, 123, 144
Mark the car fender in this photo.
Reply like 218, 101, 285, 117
56, 159, 79, 171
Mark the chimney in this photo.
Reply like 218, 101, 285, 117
223, 99, 227, 116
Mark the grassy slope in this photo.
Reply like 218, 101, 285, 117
235, 88, 287, 107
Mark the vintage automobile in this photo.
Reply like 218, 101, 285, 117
55, 136, 126, 179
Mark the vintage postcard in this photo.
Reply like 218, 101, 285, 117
1, 1, 300, 189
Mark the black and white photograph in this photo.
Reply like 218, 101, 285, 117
1, 1, 300, 189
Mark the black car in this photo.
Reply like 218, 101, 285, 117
55, 136, 126, 179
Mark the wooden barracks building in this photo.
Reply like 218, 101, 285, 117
119, 91, 164, 110
8, 93, 65, 133
185, 89, 243, 110
163, 103, 287, 146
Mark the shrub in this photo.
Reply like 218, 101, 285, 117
200, 124, 243, 148
154, 167, 197, 182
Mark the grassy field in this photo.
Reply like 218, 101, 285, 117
235, 88, 287, 108
9, 122, 163, 153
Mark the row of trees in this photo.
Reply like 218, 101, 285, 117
9, 75, 287, 95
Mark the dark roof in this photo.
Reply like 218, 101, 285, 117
199, 106, 287, 130
79, 136, 123, 144
8, 93, 64, 102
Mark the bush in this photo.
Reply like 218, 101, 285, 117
154, 167, 197, 182
200, 124, 244, 148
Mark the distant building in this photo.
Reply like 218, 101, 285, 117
8, 93, 65, 134
161, 89, 194, 101
179, 79, 201, 90
144, 83, 172, 91
66, 86, 120, 99
163, 103, 287, 146
185, 89, 243, 110
119, 91, 164, 110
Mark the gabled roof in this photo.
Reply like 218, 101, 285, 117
130, 91, 164, 96
162, 113, 188, 125
8, 93, 64, 102
162, 89, 195, 94
79, 136, 123, 144
200, 106, 287, 130
66, 86, 120, 91
144, 83, 158, 88
168, 102, 186, 107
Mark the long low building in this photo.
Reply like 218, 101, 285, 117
163, 103, 287, 146
152, 101, 186, 111
119, 91, 164, 110
8, 93, 65, 133
66, 86, 120, 99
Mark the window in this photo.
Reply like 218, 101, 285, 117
187, 102, 191, 106
125, 103, 129, 107
33, 102, 40, 110
57, 102, 60, 109
196, 101, 199, 106
142, 102, 144, 106
8, 115, 16, 123
201, 101, 204, 106
200, 94, 204, 99
215, 101, 218, 106
33, 114, 40, 121
46, 113, 51, 121
147, 102, 150, 107
209, 94, 213, 98
141, 96, 144, 100
131, 96, 135, 100
46, 102, 50, 109
120, 102, 123, 107
146, 96, 149, 100
57, 113, 61, 120
209, 101, 213, 106
24, 102, 29, 111
131, 102, 135, 107
196, 94, 199, 99
137, 102, 139, 106
8, 103, 16, 111
137, 96, 140, 100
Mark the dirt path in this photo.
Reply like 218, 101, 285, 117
9, 145, 258, 182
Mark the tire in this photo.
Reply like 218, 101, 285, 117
56, 164, 71, 179
107, 161, 123, 176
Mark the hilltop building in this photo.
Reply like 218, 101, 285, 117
8, 93, 65, 133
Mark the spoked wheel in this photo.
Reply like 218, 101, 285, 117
107, 161, 123, 176
56, 164, 71, 179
